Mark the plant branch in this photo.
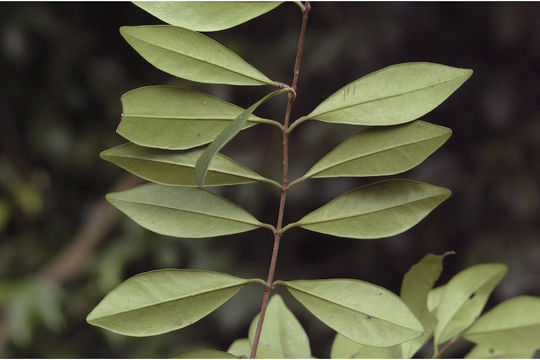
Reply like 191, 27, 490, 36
431, 338, 457, 359
249, 2, 311, 358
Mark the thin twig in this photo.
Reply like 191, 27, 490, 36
249, 2, 311, 358
431, 338, 457, 359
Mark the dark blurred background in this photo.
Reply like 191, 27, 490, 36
0, 2, 539, 358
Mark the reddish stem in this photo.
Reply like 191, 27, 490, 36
249, 2, 311, 358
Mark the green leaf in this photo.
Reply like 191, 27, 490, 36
278, 279, 423, 347
434, 263, 507, 345
248, 294, 311, 358
172, 349, 239, 359
120, 26, 275, 86
87, 269, 256, 336
134, 2, 282, 32
195, 89, 288, 186
399, 252, 454, 358
6, 277, 63, 346
100, 143, 279, 188
286, 179, 451, 239
330, 333, 402, 358
227, 338, 251, 358
465, 344, 536, 359
118, 86, 279, 150
292, 121, 451, 186
463, 296, 540, 351
106, 183, 268, 238
294, 62, 472, 129
427, 286, 446, 313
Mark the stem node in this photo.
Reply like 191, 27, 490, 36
249, 2, 310, 358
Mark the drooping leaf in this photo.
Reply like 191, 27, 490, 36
465, 344, 536, 359
134, 2, 282, 32
434, 263, 507, 345
195, 89, 288, 186
120, 26, 275, 86
399, 252, 454, 358
427, 286, 446, 313
247, 295, 311, 358
172, 349, 239, 359
118, 86, 280, 150
227, 338, 251, 358
296, 62, 472, 128
278, 279, 423, 347
100, 143, 279, 188
292, 121, 451, 186
330, 333, 402, 358
463, 296, 540, 351
86, 269, 256, 336
106, 183, 268, 238
285, 179, 450, 239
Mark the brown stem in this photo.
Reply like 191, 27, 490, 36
431, 338, 457, 359
249, 2, 311, 358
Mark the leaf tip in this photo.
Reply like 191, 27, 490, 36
104, 192, 117, 205
118, 26, 129, 36
98, 150, 108, 161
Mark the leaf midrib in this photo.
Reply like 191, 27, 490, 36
91, 282, 247, 320
112, 197, 261, 227
124, 30, 269, 85
309, 74, 469, 119
306, 133, 448, 178
122, 113, 261, 123
299, 194, 446, 226
105, 155, 262, 182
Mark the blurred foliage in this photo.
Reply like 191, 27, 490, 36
0, 2, 539, 358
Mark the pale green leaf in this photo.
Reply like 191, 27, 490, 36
465, 344, 536, 359
278, 279, 423, 347
172, 349, 239, 358
134, 2, 282, 32
292, 121, 451, 186
100, 143, 279, 188
286, 179, 450, 239
227, 338, 251, 358
247, 295, 311, 358
330, 333, 402, 358
463, 296, 540, 351
118, 86, 279, 150
294, 62, 472, 129
106, 183, 267, 238
196, 89, 287, 186
434, 263, 507, 345
399, 252, 453, 358
87, 269, 255, 336
427, 286, 446, 313
120, 26, 275, 86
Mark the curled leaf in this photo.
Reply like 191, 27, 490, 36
118, 86, 279, 150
